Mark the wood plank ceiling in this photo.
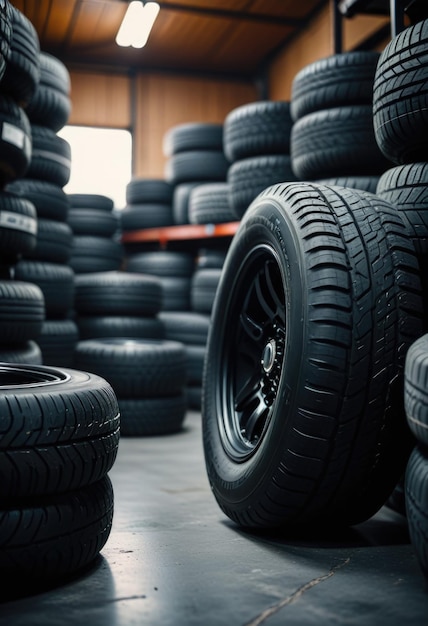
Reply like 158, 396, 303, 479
11, 0, 326, 78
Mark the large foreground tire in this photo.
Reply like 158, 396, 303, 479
202, 182, 424, 529
0, 363, 120, 498
0, 475, 114, 581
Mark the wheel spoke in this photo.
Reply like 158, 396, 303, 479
239, 392, 268, 443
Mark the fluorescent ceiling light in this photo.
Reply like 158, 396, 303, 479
116, 1, 160, 48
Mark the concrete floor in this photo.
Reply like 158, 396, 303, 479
1, 410, 427, 625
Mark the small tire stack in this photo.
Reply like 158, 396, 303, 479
0, 362, 120, 584
224, 100, 298, 219
164, 122, 229, 225
4, 27, 77, 368
374, 19, 428, 327
0, 3, 44, 366
121, 177, 174, 235
290, 51, 389, 192
404, 335, 428, 583
67, 193, 123, 274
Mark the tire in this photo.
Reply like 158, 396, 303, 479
69, 236, 123, 274
0, 476, 114, 581
0, 95, 31, 184
376, 163, 428, 255
74, 338, 187, 398
165, 150, 229, 184
74, 271, 162, 316
26, 52, 71, 132
197, 247, 227, 269
189, 183, 236, 224
290, 51, 380, 121
158, 276, 192, 311
125, 251, 195, 277
6, 178, 70, 221
290, 105, 390, 180
121, 203, 174, 230
0, 6, 40, 107
405, 334, 428, 447
14, 260, 75, 318
0, 340, 42, 365
224, 101, 293, 162
228, 154, 297, 219
0, 280, 45, 343
187, 385, 202, 410
68, 193, 114, 211
163, 122, 223, 157
315, 176, 379, 194
126, 178, 173, 204
118, 393, 187, 436
202, 182, 424, 529
373, 20, 428, 165
173, 182, 201, 224
0, 1, 12, 83
185, 344, 206, 385
0, 191, 37, 262
0, 363, 119, 498
25, 217, 73, 264
159, 311, 210, 345
28, 125, 71, 187
191, 268, 222, 313
77, 315, 164, 341
37, 318, 79, 367
405, 445, 428, 579
67, 208, 119, 237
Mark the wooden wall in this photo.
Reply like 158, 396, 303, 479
67, 4, 392, 178
68, 70, 257, 178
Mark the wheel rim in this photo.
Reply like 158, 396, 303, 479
218, 243, 287, 462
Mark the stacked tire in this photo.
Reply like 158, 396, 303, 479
121, 177, 174, 235
67, 193, 123, 274
404, 335, 428, 583
290, 51, 389, 192
164, 122, 229, 225
0, 4, 44, 366
0, 362, 120, 583
5, 34, 77, 368
224, 100, 298, 219
126, 250, 195, 312
374, 19, 428, 326
188, 182, 236, 226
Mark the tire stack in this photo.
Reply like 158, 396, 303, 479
370, 18, 428, 585
67, 193, 123, 274
404, 334, 428, 584
164, 122, 229, 225
121, 177, 174, 235
0, 362, 120, 584
9, 47, 76, 368
0, 4, 44, 367
224, 100, 298, 219
374, 19, 428, 326
290, 51, 390, 192
188, 182, 236, 225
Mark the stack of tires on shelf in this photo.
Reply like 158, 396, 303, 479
201, 16, 428, 587
290, 49, 390, 190
0, 2, 119, 585
371, 18, 428, 584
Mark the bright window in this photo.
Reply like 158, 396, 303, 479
58, 126, 132, 209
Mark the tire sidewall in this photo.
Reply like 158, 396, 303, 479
203, 196, 306, 507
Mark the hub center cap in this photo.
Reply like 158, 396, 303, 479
262, 339, 276, 373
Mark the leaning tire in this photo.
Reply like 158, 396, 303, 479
404, 334, 428, 447
405, 445, 428, 580
0, 475, 114, 581
0, 363, 120, 498
202, 182, 424, 529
